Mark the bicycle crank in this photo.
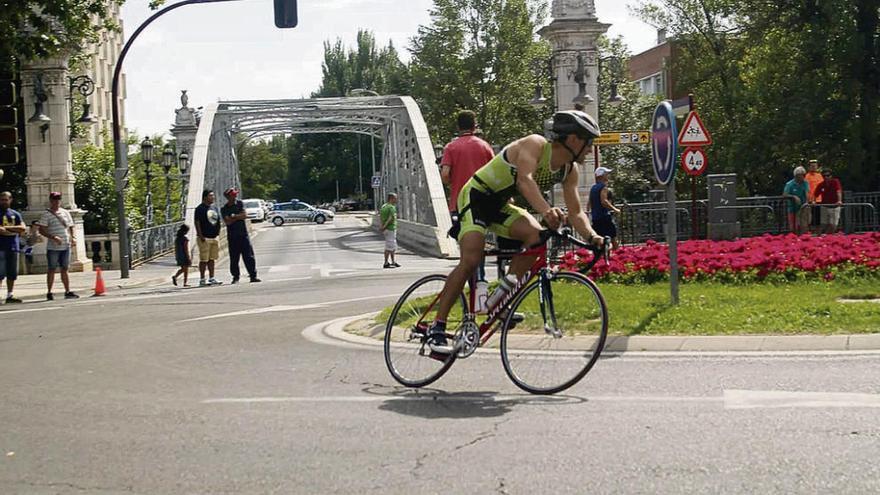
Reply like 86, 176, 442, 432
455, 320, 481, 358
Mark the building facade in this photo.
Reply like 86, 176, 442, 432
628, 30, 684, 100
75, 1, 127, 147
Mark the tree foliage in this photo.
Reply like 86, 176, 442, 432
315, 30, 412, 97
0, 0, 122, 63
633, 0, 880, 193
409, 0, 552, 146
238, 136, 287, 200
72, 139, 117, 234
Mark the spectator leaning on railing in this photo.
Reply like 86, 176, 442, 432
814, 169, 843, 234
783, 166, 810, 235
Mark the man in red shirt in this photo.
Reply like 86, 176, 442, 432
440, 110, 495, 213
814, 169, 843, 234
440, 110, 495, 287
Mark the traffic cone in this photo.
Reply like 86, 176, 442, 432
93, 267, 106, 296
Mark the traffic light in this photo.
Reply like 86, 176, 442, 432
273, 0, 298, 28
0, 80, 19, 165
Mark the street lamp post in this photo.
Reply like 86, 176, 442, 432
178, 150, 190, 220
162, 145, 174, 223
140, 137, 154, 227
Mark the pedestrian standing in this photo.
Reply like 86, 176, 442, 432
172, 224, 192, 287
814, 169, 843, 234
380, 193, 399, 269
783, 166, 810, 235
588, 167, 622, 250
220, 188, 260, 283
0, 191, 26, 303
37, 191, 79, 300
440, 109, 494, 283
194, 190, 221, 286
804, 159, 823, 233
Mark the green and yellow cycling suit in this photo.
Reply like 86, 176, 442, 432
454, 139, 572, 240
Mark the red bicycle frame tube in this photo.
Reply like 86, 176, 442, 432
475, 244, 549, 346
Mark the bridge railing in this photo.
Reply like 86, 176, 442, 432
130, 222, 183, 266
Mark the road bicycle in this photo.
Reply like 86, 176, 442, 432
383, 229, 610, 395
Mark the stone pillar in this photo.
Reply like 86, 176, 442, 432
170, 90, 198, 156
20, 57, 92, 273
538, 0, 610, 201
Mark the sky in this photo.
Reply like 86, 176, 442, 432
120, 0, 658, 138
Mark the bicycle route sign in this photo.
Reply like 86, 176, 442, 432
677, 110, 712, 146
681, 147, 708, 176
651, 101, 678, 185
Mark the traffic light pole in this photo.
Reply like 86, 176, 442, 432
110, 0, 242, 278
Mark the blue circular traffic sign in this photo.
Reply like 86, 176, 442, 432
651, 101, 678, 185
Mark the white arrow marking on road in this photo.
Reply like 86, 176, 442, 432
181, 304, 327, 322
179, 294, 400, 323
724, 389, 880, 409
0, 306, 62, 315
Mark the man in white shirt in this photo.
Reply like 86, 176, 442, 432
38, 192, 79, 300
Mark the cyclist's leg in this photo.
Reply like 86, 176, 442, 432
434, 230, 486, 322
493, 204, 541, 280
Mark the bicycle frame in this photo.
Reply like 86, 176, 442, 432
467, 243, 550, 347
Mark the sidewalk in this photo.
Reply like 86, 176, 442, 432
3, 256, 175, 302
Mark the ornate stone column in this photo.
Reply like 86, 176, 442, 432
170, 90, 199, 217
538, 0, 611, 198
20, 57, 92, 273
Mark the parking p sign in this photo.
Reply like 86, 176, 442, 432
651, 101, 678, 185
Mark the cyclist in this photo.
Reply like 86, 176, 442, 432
428, 110, 605, 353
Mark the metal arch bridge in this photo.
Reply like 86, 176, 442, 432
183, 95, 456, 257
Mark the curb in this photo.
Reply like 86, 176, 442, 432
310, 313, 880, 353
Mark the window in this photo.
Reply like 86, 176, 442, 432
636, 72, 664, 96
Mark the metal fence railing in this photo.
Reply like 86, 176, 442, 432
129, 222, 183, 266
616, 192, 879, 244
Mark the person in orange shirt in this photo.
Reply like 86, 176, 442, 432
804, 159, 823, 233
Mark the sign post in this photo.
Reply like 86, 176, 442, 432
678, 107, 712, 241
651, 101, 679, 305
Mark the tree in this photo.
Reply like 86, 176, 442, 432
409, 0, 552, 147
0, 0, 122, 64
238, 137, 287, 199
72, 140, 118, 234
632, 0, 880, 193
315, 30, 413, 97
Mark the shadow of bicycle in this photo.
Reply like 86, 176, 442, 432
361, 385, 587, 419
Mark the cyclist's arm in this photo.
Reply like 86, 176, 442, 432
562, 166, 601, 243
510, 136, 553, 215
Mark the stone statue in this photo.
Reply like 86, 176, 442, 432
174, 90, 196, 128
552, 0, 596, 18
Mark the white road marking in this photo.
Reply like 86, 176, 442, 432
268, 265, 292, 273
204, 390, 880, 409
723, 389, 880, 409
179, 293, 400, 323
181, 303, 327, 322
202, 395, 722, 405
0, 306, 62, 315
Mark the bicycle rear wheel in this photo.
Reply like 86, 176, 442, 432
500, 271, 608, 394
383, 274, 466, 387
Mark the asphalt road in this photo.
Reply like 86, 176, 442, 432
1, 216, 878, 494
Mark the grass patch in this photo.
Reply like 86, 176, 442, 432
374, 278, 880, 337
603, 279, 880, 335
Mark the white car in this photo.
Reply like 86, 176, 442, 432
242, 198, 266, 222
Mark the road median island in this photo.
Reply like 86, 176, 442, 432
331, 278, 880, 352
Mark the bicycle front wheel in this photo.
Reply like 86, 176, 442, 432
383, 274, 466, 388
500, 271, 608, 394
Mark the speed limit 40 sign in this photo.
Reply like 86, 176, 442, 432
681, 147, 708, 176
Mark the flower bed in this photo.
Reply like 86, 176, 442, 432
560, 232, 880, 283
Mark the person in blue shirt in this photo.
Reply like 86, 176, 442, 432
783, 166, 810, 234
0, 191, 26, 303
588, 167, 622, 250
